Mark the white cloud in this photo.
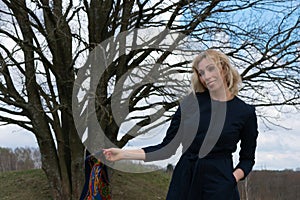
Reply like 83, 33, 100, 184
0, 124, 38, 149
253, 123, 300, 170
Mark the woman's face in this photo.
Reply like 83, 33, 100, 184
196, 58, 227, 93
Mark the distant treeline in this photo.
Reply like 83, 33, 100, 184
0, 147, 41, 172
238, 170, 300, 200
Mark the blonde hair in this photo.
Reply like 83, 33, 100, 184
191, 49, 241, 95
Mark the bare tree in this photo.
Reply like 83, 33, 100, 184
0, 147, 17, 171
0, 147, 40, 171
0, 0, 299, 199
14, 147, 35, 170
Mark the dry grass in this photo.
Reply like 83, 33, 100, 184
2, 168, 298, 200
0, 168, 172, 200
0, 169, 52, 200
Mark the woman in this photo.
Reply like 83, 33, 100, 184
103, 49, 259, 200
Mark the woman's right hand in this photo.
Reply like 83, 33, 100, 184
103, 148, 146, 161
103, 148, 124, 162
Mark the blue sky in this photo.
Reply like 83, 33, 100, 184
0, 0, 299, 172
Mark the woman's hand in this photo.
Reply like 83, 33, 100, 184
233, 168, 245, 183
103, 148, 146, 161
103, 148, 124, 162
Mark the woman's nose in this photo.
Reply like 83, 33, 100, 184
203, 71, 212, 80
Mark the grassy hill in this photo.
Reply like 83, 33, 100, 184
0, 169, 52, 200
0, 168, 171, 200
1, 168, 300, 200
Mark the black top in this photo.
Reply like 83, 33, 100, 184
142, 90, 258, 178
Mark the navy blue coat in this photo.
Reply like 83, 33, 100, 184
142, 91, 259, 200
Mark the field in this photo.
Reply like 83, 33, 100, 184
1, 168, 300, 199
0, 168, 170, 200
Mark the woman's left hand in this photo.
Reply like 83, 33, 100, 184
233, 168, 244, 183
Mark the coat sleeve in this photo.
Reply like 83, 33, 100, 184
142, 106, 182, 162
234, 106, 259, 179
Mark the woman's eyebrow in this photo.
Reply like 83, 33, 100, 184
198, 64, 214, 71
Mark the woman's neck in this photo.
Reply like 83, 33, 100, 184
209, 89, 233, 102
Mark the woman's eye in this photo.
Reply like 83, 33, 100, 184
198, 71, 204, 76
207, 65, 216, 72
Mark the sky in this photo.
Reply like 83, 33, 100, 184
1, 109, 299, 171
0, 0, 299, 172
124, 109, 300, 171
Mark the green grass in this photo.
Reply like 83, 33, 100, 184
0, 168, 172, 200
111, 169, 171, 200
0, 169, 52, 200
2, 168, 299, 199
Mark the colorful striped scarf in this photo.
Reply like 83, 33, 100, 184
80, 154, 111, 200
